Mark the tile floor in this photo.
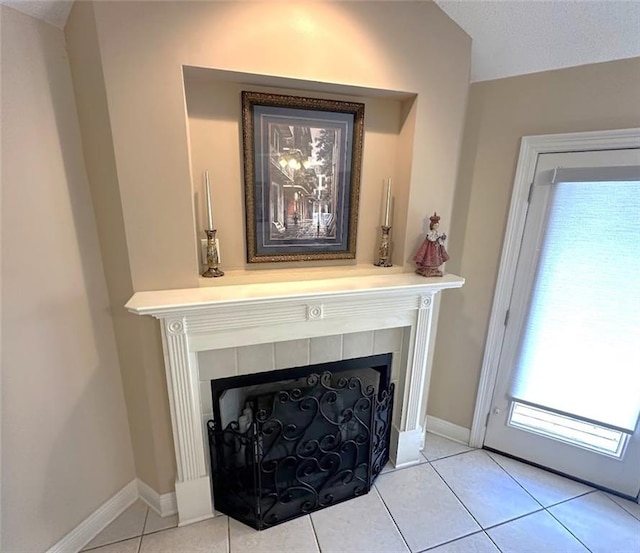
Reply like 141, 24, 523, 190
82, 434, 640, 553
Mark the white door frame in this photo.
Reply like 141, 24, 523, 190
469, 127, 640, 449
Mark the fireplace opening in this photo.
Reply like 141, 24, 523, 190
207, 354, 395, 530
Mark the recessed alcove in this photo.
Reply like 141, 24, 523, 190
182, 66, 418, 283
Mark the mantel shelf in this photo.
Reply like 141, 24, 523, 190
125, 272, 464, 316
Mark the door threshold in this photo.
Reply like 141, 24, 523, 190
482, 446, 639, 503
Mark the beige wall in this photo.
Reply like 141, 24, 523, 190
66, 1, 470, 493
90, 0, 470, 287
65, 0, 175, 496
430, 57, 640, 429
0, 6, 135, 551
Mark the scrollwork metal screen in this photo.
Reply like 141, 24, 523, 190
207, 356, 394, 530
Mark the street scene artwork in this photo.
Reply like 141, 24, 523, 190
267, 124, 340, 241
242, 92, 364, 263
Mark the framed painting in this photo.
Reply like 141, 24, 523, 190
242, 91, 364, 263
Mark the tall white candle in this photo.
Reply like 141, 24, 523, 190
204, 171, 214, 230
384, 177, 392, 227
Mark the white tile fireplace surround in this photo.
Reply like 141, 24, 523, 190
126, 272, 464, 526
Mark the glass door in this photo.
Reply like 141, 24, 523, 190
484, 148, 640, 498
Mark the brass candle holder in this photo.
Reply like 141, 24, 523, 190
374, 225, 392, 267
202, 229, 224, 278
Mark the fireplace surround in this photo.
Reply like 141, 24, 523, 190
126, 271, 464, 526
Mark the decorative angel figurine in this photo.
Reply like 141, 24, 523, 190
414, 212, 449, 277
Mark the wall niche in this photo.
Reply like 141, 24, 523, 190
183, 66, 417, 285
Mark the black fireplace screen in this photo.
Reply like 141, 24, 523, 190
207, 355, 394, 530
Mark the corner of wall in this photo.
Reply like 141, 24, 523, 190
65, 0, 176, 494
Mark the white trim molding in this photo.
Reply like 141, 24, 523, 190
426, 416, 471, 445
126, 272, 464, 526
45, 480, 138, 553
469, 127, 640, 449
137, 479, 178, 517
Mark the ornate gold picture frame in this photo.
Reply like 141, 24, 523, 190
242, 91, 364, 263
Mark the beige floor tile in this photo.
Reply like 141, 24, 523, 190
229, 515, 319, 552
421, 433, 472, 462
606, 492, 640, 522
487, 510, 589, 553
487, 452, 593, 507
311, 490, 409, 553
83, 537, 141, 553
375, 463, 479, 551
139, 516, 229, 553
427, 532, 500, 553
84, 500, 148, 550
549, 491, 640, 553
143, 509, 178, 534
432, 450, 541, 528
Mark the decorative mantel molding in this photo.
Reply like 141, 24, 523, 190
126, 272, 464, 526
126, 273, 463, 316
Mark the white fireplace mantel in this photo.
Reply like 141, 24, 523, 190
126, 272, 464, 526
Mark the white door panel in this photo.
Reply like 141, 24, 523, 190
485, 148, 640, 498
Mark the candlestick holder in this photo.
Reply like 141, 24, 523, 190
374, 225, 392, 267
202, 229, 224, 278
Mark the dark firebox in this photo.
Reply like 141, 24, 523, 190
207, 354, 394, 530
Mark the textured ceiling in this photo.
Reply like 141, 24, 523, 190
435, 0, 640, 82
1, 0, 72, 28
3, 0, 640, 81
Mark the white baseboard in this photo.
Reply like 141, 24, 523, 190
426, 416, 471, 445
45, 479, 178, 553
46, 480, 138, 553
137, 479, 177, 517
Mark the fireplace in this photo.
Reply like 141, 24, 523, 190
126, 272, 464, 525
207, 354, 394, 529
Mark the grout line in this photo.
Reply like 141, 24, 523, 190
377, 463, 485, 553
427, 455, 569, 540
378, 454, 431, 477
428, 459, 486, 530
544, 504, 594, 553
481, 446, 615, 495
480, 507, 546, 531
443, 453, 594, 552
140, 506, 150, 537
83, 534, 144, 553
137, 507, 149, 553
482, 530, 504, 553
83, 504, 150, 552
138, 512, 181, 539
308, 514, 323, 553
544, 489, 598, 510
425, 448, 475, 463
485, 451, 598, 542
372, 484, 412, 552
140, 527, 179, 538
416, 530, 487, 553
483, 451, 545, 509
482, 447, 618, 514
599, 490, 640, 522
227, 515, 231, 553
